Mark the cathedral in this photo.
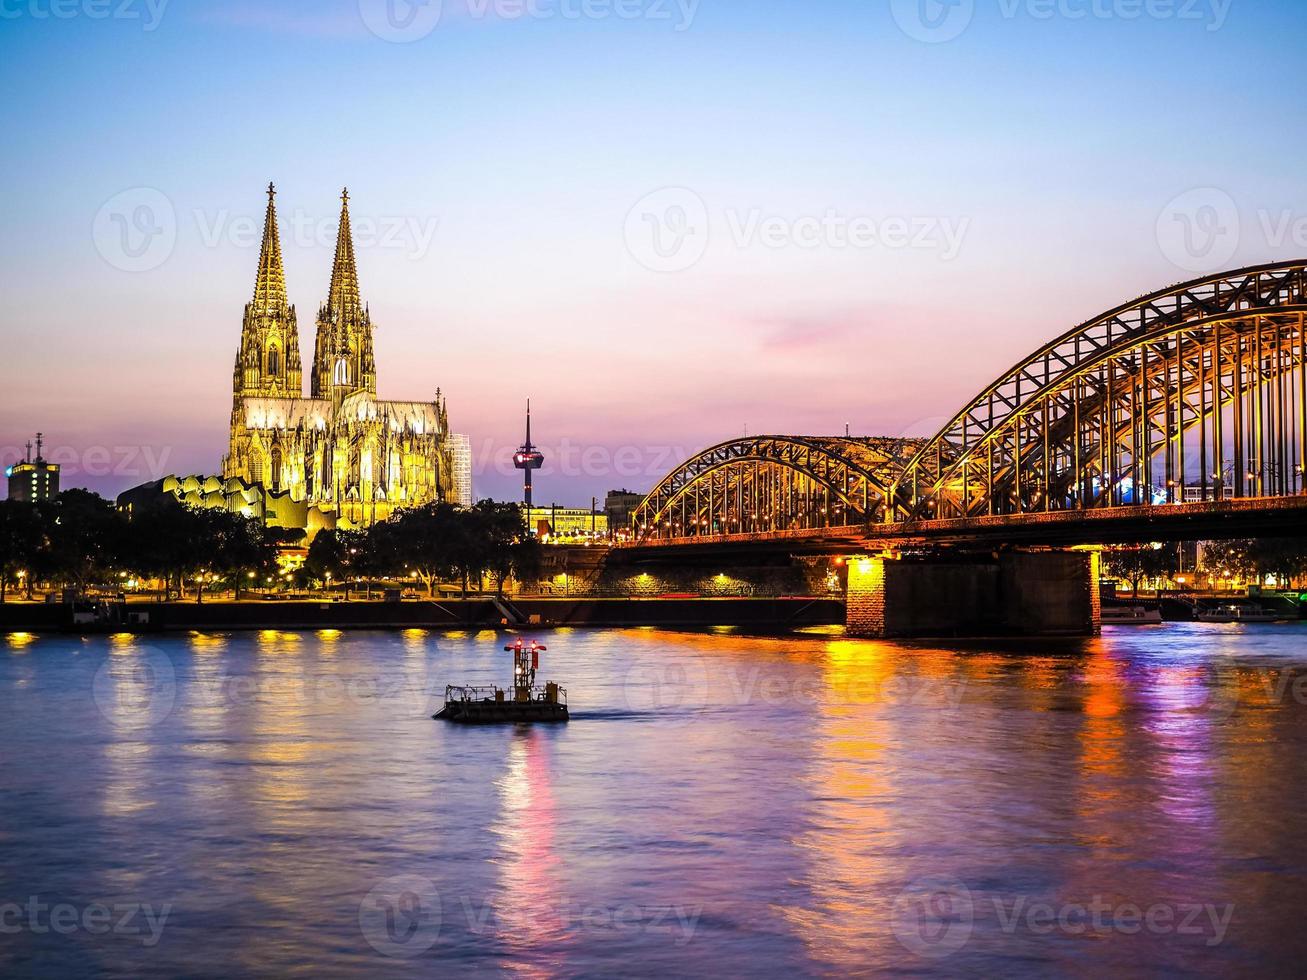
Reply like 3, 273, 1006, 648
222, 185, 458, 529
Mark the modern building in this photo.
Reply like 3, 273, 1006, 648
604, 489, 643, 536
6, 434, 59, 503
222, 185, 457, 528
117, 475, 311, 534
449, 433, 474, 508
523, 504, 608, 539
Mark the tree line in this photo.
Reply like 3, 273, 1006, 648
1103, 539, 1307, 593
303, 499, 540, 597
0, 490, 540, 602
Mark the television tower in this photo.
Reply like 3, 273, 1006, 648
513, 400, 545, 509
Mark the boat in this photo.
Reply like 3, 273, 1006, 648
1195, 603, 1280, 624
1101, 605, 1164, 625
434, 638, 569, 724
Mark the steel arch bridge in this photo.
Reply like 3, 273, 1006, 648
630, 260, 1307, 548
630, 436, 922, 539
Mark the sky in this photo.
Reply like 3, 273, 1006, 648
2, 0, 1306, 505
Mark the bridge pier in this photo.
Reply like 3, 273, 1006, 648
845, 549, 1101, 639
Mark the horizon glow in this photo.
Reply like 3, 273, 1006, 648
3, 0, 1306, 505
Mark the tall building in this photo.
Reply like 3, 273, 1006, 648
604, 489, 643, 536
222, 185, 456, 528
6, 434, 59, 503
449, 433, 473, 508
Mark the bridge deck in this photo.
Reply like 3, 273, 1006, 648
617, 495, 1307, 557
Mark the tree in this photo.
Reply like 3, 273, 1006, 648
204, 508, 278, 600
0, 500, 42, 602
1247, 538, 1307, 588
1103, 543, 1180, 594
34, 489, 122, 594
1200, 539, 1256, 587
305, 527, 369, 591
121, 498, 212, 600
473, 499, 539, 596
373, 505, 457, 597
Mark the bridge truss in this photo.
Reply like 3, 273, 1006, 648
630, 436, 919, 541
630, 261, 1307, 546
892, 260, 1307, 521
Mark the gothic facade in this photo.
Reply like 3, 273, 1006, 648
222, 186, 455, 528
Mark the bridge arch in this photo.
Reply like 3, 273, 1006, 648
893, 260, 1307, 521
631, 436, 917, 541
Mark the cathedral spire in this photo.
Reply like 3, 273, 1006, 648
327, 187, 362, 324
252, 182, 287, 313
312, 188, 376, 398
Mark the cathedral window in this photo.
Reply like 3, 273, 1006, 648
270, 447, 283, 492
268, 347, 280, 376
335, 358, 349, 386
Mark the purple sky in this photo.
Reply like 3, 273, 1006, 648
3, 0, 1305, 504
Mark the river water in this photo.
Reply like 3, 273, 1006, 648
2, 624, 1306, 978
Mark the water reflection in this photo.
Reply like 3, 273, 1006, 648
0, 625, 1305, 976
492, 731, 566, 977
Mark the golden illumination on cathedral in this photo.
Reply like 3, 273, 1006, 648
222, 185, 454, 529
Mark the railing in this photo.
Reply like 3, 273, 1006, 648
443, 684, 568, 705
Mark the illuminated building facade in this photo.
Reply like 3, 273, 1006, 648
449, 433, 474, 508
222, 185, 459, 528
6, 434, 59, 503
524, 505, 608, 538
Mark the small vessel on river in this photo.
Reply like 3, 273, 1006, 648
435, 638, 569, 724
1195, 603, 1280, 624
1101, 604, 1164, 626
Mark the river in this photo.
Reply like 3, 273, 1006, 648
2, 624, 1306, 977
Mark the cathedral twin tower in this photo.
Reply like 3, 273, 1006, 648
222, 185, 456, 529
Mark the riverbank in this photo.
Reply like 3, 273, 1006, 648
0, 597, 844, 633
